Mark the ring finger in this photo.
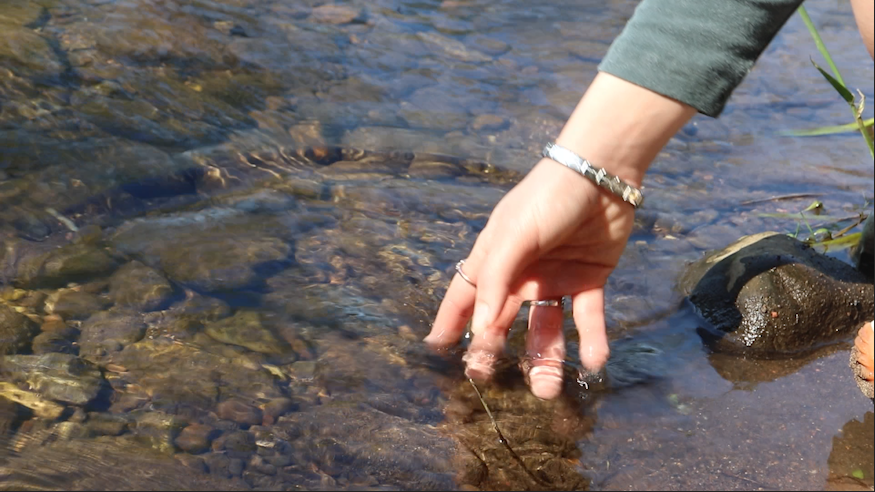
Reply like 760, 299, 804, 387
524, 301, 567, 399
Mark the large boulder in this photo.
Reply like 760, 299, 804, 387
679, 232, 874, 356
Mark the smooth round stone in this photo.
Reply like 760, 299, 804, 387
216, 398, 263, 427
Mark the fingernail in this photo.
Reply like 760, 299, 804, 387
464, 350, 496, 381
529, 365, 563, 400
423, 333, 441, 346
471, 302, 490, 333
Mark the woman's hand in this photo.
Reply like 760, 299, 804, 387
424, 72, 697, 399
425, 157, 636, 399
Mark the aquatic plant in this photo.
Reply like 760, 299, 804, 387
783, 5, 875, 158
768, 6, 873, 252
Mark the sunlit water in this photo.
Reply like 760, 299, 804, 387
0, 0, 872, 490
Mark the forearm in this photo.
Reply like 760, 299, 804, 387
552, 72, 697, 188
599, 0, 804, 117
850, 0, 874, 59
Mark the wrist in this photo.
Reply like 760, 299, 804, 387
541, 142, 645, 208
553, 72, 697, 189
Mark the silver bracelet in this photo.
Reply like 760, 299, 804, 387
542, 142, 644, 208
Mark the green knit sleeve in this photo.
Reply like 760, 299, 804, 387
598, 0, 805, 117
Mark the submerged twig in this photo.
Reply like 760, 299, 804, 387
739, 193, 824, 206
831, 214, 867, 239
468, 378, 551, 488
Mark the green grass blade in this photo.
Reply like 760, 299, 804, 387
811, 61, 854, 102
809, 232, 862, 252
798, 5, 874, 158
780, 118, 874, 137
798, 6, 845, 86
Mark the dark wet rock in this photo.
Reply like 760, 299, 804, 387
217, 398, 263, 427
15, 243, 118, 289
111, 210, 292, 292
0, 303, 39, 354
853, 213, 873, 277
31, 325, 79, 355
132, 411, 186, 454
85, 412, 130, 436
679, 232, 875, 356
108, 261, 174, 311
0, 353, 104, 406
204, 310, 285, 354
78, 310, 146, 360
46, 289, 112, 320
175, 423, 219, 454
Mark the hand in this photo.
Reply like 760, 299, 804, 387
424, 157, 636, 399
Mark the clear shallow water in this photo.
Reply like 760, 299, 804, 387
0, 0, 872, 490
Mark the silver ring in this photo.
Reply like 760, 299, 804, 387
529, 299, 562, 307
454, 260, 475, 287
